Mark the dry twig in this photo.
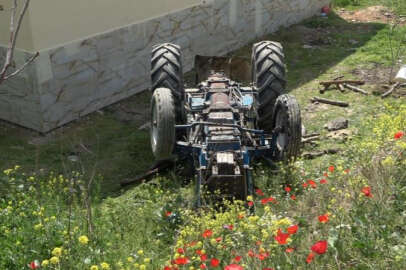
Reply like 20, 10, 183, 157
343, 83, 369, 95
381, 82, 400, 98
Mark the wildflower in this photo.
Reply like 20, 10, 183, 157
361, 186, 373, 197
79, 235, 89, 245
233, 256, 242, 262
290, 195, 296, 200
200, 264, 207, 269
344, 169, 350, 174
318, 214, 329, 223
200, 254, 207, 261
311, 240, 328, 254
202, 229, 213, 238
262, 268, 274, 270
41, 260, 49, 267
210, 258, 220, 267
247, 201, 254, 207
90, 266, 99, 270
307, 180, 317, 188
223, 224, 233, 230
177, 248, 185, 254
100, 262, 110, 269
274, 229, 290, 245
394, 131, 404, 139
144, 258, 151, 264
255, 189, 264, 196
246, 195, 253, 201
215, 237, 222, 242
302, 182, 308, 188
285, 247, 294, 253
248, 250, 255, 257
287, 224, 298, 234
225, 264, 243, 270
165, 211, 172, 217
52, 247, 62, 257
50, 256, 59, 264
306, 252, 315, 264
284, 186, 291, 192
137, 250, 144, 255
323, 172, 328, 177
174, 257, 189, 265
139, 265, 146, 270
320, 179, 327, 184
328, 166, 335, 173
29, 260, 40, 269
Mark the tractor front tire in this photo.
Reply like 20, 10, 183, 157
272, 94, 302, 161
252, 41, 286, 132
150, 88, 176, 160
151, 43, 184, 122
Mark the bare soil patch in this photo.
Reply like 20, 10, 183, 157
337, 5, 406, 25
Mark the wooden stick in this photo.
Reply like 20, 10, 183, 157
320, 80, 365, 87
311, 96, 349, 107
302, 136, 320, 143
381, 82, 400, 98
343, 83, 369, 95
337, 84, 346, 93
302, 132, 320, 138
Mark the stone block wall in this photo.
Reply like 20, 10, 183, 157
0, 0, 329, 132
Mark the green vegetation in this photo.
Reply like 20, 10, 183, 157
1, 2, 406, 269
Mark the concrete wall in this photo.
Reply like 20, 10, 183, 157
0, 0, 330, 132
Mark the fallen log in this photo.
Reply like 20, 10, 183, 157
320, 80, 365, 88
302, 148, 341, 159
311, 96, 349, 107
381, 82, 400, 98
343, 83, 369, 95
120, 159, 174, 187
337, 84, 346, 93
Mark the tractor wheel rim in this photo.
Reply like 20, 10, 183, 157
151, 102, 158, 150
276, 108, 288, 151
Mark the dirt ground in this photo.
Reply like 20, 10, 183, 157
337, 5, 406, 25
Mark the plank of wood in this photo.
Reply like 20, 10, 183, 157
343, 83, 369, 95
311, 96, 349, 107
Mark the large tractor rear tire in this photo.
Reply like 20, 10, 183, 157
150, 88, 176, 160
251, 41, 286, 132
151, 43, 184, 122
272, 94, 301, 161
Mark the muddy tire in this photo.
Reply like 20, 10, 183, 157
251, 41, 286, 132
272, 94, 302, 161
150, 88, 176, 160
151, 43, 184, 122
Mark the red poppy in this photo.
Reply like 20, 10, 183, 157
290, 195, 296, 200
323, 172, 328, 177
200, 254, 207, 261
233, 256, 242, 262
248, 250, 255, 257
210, 258, 220, 267
362, 186, 373, 197
216, 237, 222, 242
306, 252, 315, 264
261, 198, 269, 205
287, 224, 298, 234
307, 180, 317, 188
256, 189, 264, 196
186, 241, 197, 247
284, 186, 291, 192
196, 249, 203, 255
302, 182, 308, 188
225, 264, 244, 270
274, 229, 290, 245
29, 261, 40, 269
285, 247, 294, 253
311, 240, 328, 254
394, 131, 404, 139
200, 264, 207, 269
262, 268, 274, 270
174, 257, 190, 265
318, 214, 329, 223
165, 211, 172, 217
255, 240, 262, 246
328, 166, 335, 173
247, 201, 254, 207
202, 229, 213, 238
344, 169, 350, 174
320, 179, 327, 184
164, 266, 171, 270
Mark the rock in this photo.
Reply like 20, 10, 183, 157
327, 129, 352, 141
324, 117, 349, 131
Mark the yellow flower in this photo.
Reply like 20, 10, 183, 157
34, 223, 43, 230
127, 257, 134, 263
78, 235, 89, 245
41, 260, 49, 266
52, 247, 62, 257
90, 266, 99, 270
246, 195, 253, 201
137, 250, 144, 255
143, 258, 150, 264
101, 262, 110, 269
50, 256, 59, 264
139, 265, 146, 270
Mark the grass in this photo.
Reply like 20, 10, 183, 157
1, 2, 406, 269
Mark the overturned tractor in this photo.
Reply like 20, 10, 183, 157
150, 41, 301, 206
